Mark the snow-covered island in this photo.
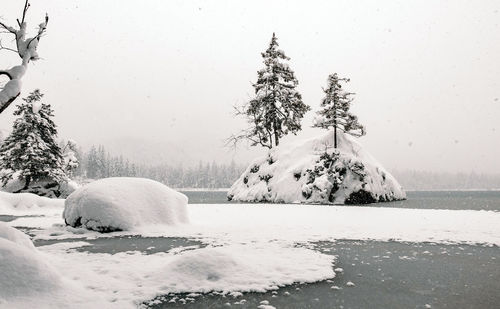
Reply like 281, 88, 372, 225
228, 130, 406, 204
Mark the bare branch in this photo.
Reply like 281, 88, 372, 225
0, 1, 48, 114
0, 92, 19, 113
0, 39, 18, 53
0, 70, 13, 80
0, 20, 16, 34
17, 0, 30, 27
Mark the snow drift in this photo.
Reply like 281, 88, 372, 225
0, 223, 62, 300
0, 190, 64, 214
228, 130, 406, 204
63, 177, 189, 232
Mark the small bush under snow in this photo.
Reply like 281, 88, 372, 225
228, 130, 406, 204
63, 177, 189, 232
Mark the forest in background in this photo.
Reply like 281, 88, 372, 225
74, 145, 500, 190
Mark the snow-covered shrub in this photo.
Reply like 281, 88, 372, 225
63, 177, 189, 232
228, 130, 406, 204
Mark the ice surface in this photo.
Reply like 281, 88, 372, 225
63, 177, 189, 232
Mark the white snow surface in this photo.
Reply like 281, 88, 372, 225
63, 177, 189, 231
229, 130, 406, 204
1, 191, 499, 308
151, 244, 334, 293
0, 221, 35, 250
0, 191, 64, 215
0, 237, 62, 301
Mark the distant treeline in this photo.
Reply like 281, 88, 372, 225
75, 145, 245, 189
75, 145, 500, 190
392, 170, 500, 191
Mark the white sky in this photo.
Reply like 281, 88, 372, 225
1, 0, 499, 173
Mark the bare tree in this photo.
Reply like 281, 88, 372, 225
0, 0, 48, 114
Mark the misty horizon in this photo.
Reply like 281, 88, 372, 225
1, 0, 499, 174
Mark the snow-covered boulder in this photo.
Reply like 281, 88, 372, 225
0, 224, 62, 299
0, 171, 78, 198
63, 177, 189, 232
228, 130, 406, 204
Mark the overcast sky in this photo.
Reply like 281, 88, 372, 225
1, 0, 499, 173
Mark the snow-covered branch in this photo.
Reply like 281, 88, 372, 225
0, 0, 48, 114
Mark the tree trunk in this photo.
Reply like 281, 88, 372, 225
334, 125, 337, 149
24, 175, 31, 190
273, 121, 280, 147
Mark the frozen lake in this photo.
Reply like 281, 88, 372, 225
33, 237, 500, 309
2, 190, 498, 308
181, 190, 500, 211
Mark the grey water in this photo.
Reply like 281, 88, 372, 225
18, 191, 500, 308
145, 240, 499, 309
181, 190, 500, 211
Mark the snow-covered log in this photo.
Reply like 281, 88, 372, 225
0, 0, 48, 113
228, 130, 406, 204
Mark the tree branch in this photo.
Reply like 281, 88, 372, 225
0, 1, 48, 114
0, 70, 13, 80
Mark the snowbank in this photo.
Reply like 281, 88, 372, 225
152, 244, 334, 293
0, 191, 64, 215
0, 222, 35, 250
63, 177, 189, 232
0, 224, 62, 300
34, 242, 335, 307
228, 130, 406, 204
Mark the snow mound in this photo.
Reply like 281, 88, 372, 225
0, 222, 35, 250
0, 191, 64, 214
0, 226, 62, 300
63, 177, 189, 232
152, 244, 335, 293
228, 130, 406, 204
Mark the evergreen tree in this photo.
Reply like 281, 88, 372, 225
60, 139, 80, 177
0, 90, 65, 189
313, 73, 366, 148
230, 33, 310, 148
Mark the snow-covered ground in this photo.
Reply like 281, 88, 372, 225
1, 191, 499, 308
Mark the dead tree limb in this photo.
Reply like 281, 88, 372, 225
0, 0, 48, 114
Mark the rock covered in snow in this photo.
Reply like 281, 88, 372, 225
0, 171, 78, 199
63, 177, 189, 232
0, 223, 62, 299
228, 130, 406, 204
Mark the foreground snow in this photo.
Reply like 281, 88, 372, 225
1, 192, 499, 308
63, 177, 189, 232
229, 130, 406, 204
0, 191, 64, 218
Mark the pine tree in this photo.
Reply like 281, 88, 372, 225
229, 33, 310, 148
0, 89, 66, 190
313, 73, 366, 148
